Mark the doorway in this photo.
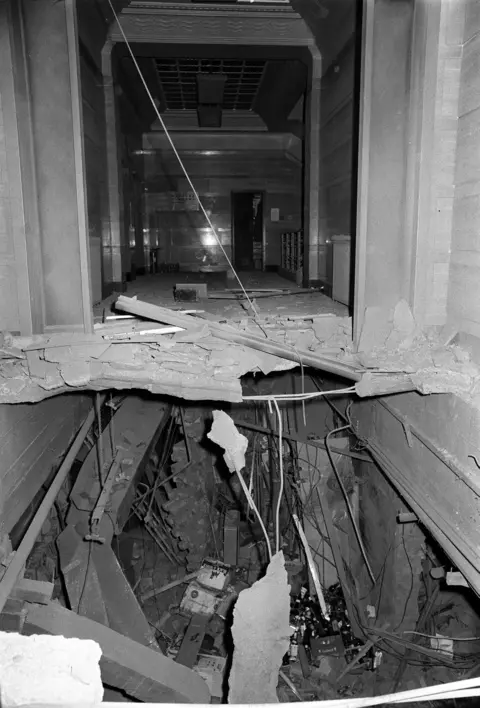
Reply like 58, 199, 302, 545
232, 192, 264, 270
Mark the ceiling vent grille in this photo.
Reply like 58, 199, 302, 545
155, 58, 267, 111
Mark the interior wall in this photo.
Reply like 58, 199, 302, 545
354, 391, 480, 594
353, 454, 424, 632
0, 395, 92, 536
142, 144, 302, 270
318, 3, 358, 294
448, 0, 480, 345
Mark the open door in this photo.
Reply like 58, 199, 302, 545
232, 192, 264, 270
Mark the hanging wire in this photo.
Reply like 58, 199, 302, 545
273, 399, 284, 554
242, 385, 356, 403
106, 0, 260, 321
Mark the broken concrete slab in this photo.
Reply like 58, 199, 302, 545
0, 631, 103, 706
228, 551, 291, 703
60, 361, 92, 387
43, 343, 111, 363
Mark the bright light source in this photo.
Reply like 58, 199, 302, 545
202, 230, 217, 247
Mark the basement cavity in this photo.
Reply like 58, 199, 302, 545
7, 371, 480, 703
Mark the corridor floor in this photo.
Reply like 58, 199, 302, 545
95, 271, 349, 323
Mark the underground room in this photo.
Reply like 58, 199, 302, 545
2, 0, 480, 705
3, 368, 480, 706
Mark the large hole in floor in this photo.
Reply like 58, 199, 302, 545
11, 371, 480, 704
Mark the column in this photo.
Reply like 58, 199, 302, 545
102, 40, 125, 290
304, 46, 324, 286
22, 0, 92, 332
354, 0, 415, 341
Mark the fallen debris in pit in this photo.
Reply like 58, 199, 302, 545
0, 632, 104, 705
4, 391, 480, 704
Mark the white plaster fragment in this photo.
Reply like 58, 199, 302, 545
0, 632, 103, 706
207, 410, 248, 473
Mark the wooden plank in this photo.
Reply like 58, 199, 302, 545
24, 602, 211, 703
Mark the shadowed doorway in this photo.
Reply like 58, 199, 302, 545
232, 192, 264, 270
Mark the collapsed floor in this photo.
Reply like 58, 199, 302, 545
2, 272, 480, 409
2, 380, 480, 704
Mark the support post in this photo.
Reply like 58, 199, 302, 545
353, 0, 415, 345
102, 40, 125, 292
304, 47, 323, 286
21, 0, 93, 331
1, 0, 45, 334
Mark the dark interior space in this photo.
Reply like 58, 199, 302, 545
232, 192, 264, 270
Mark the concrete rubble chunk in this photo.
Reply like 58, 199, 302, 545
207, 410, 248, 473
385, 299, 424, 351
228, 551, 291, 704
0, 632, 103, 706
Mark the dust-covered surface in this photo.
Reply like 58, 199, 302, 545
228, 551, 291, 704
2, 283, 480, 407
0, 314, 354, 404
356, 300, 480, 405
0, 632, 103, 706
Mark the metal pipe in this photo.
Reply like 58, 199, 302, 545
0, 398, 101, 615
